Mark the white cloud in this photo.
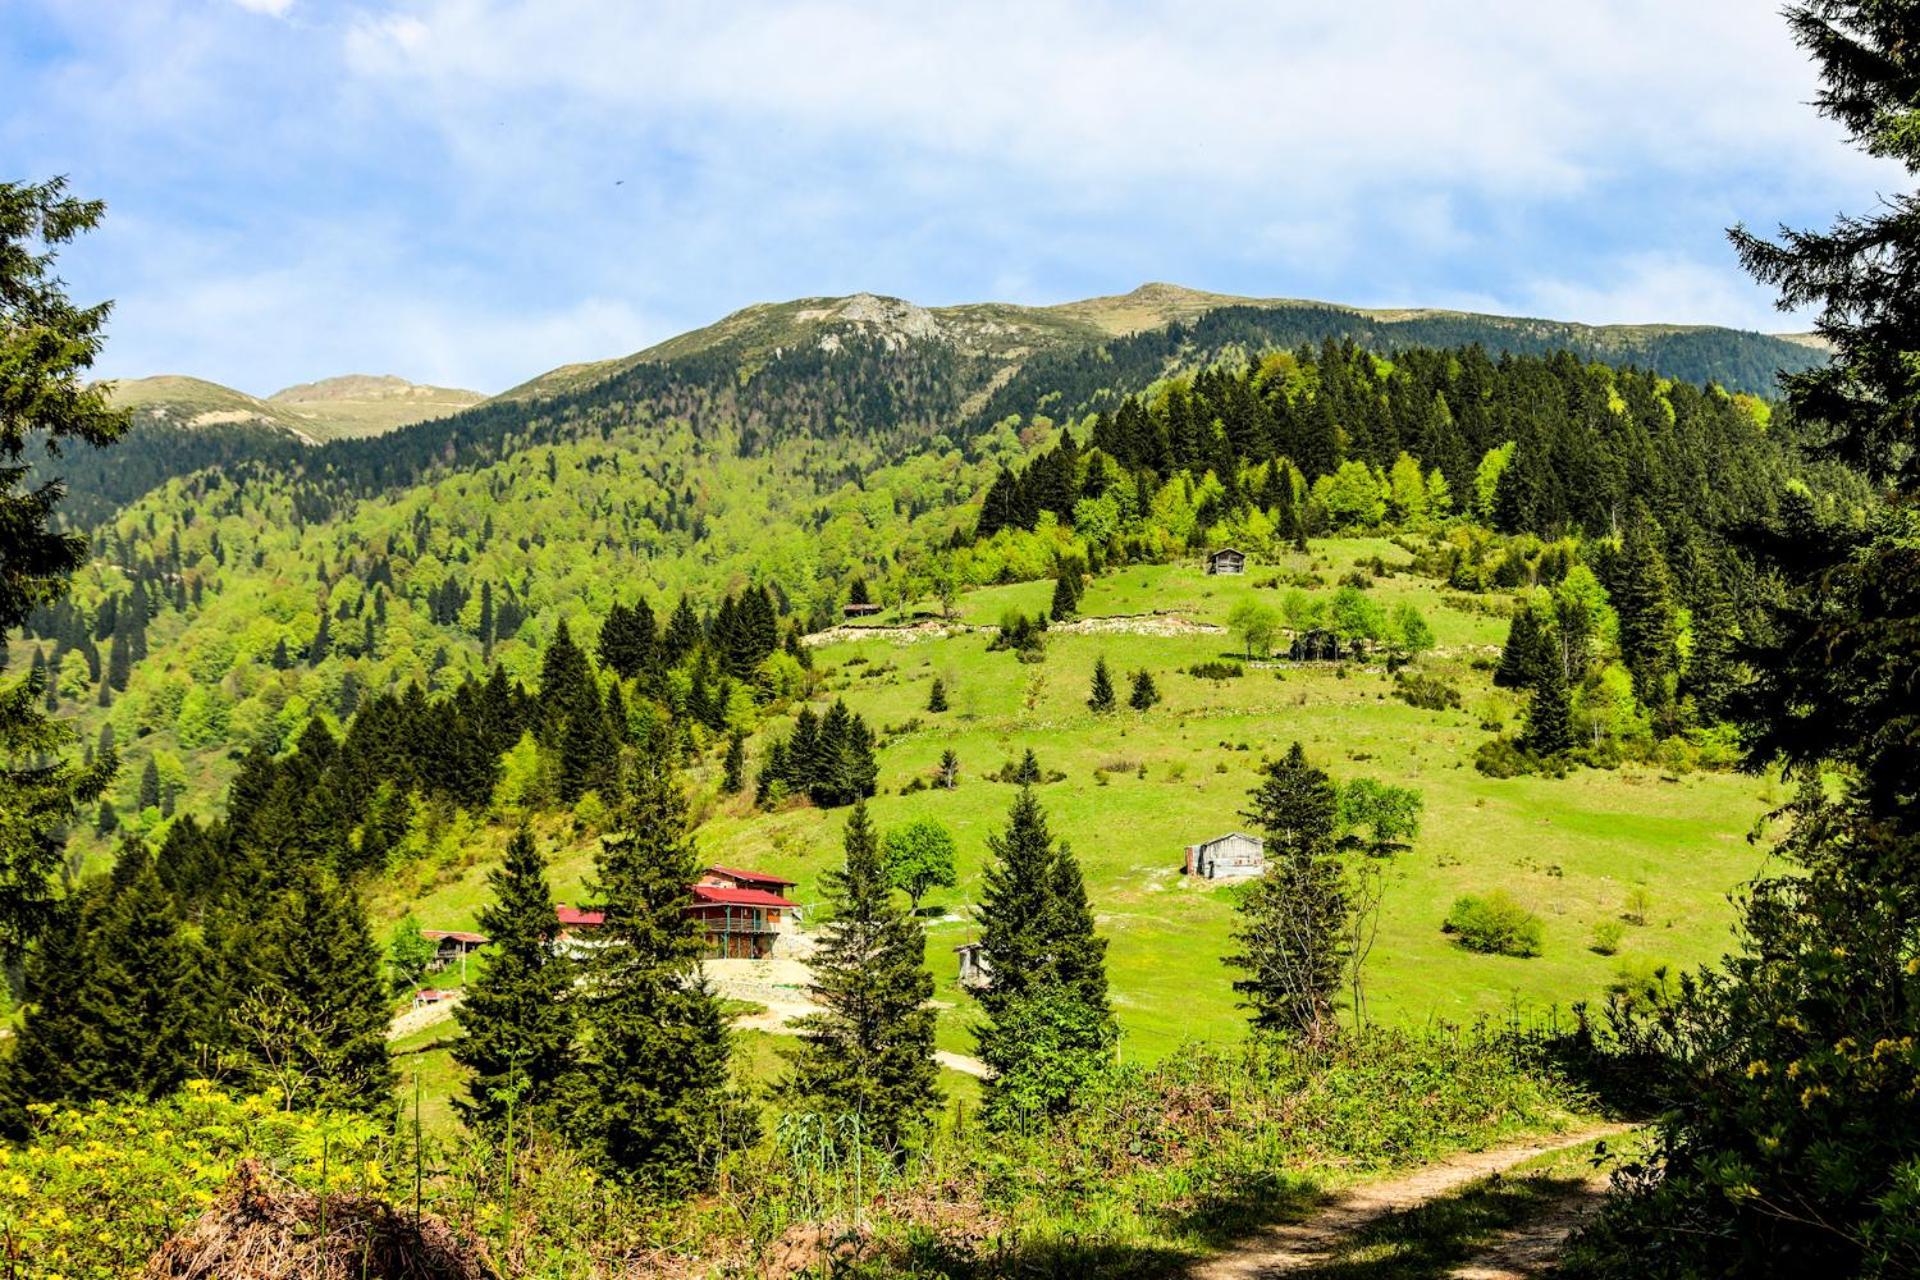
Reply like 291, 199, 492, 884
231, 0, 293, 15
1517, 252, 1796, 332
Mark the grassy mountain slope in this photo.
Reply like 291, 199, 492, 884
108, 372, 483, 443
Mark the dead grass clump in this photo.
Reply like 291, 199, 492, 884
144, 1160, 495, 1280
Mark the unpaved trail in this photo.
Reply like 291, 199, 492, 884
1189, 1125, 1628, 1279
388, 993, 462, 1041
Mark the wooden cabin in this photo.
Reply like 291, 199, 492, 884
843, 602, 883, 618
421, 929, 488, 976
1184, 831, 1266, 879
1205, 547, 1247, 575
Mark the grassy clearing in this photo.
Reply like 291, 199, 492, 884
379, 543, 1776, 1065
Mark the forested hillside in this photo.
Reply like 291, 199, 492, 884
48, 285, 1825, 531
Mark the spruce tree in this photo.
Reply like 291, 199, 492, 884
1564, 11, 1920, 1268
926, 677, 948, 713
578, 744, 740, 1188
1128, 668, 1160, 710
137, 756, 160, 811
974, 785, 1114, 1124
1087, 656, 1116, 713
1049, 572, 1079, 622
232, 876, 393, 1114
779, 803, 938, 1152
1523, 648, 1575, 756
1493, 606, 1548, 689
721, 733, 746, 794
1613, 518, 1681, 736
454, 828, 578, 1136
1226, 743, 1347, 1042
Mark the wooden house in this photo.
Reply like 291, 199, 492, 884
843, 602, 883, 618
554, 903, 607, 956
411, 987, 456, 1010
1184, 832, 1266, 879
691, 866, 800, 959
954, 941, 991, 989
421, 928, 488, 978
1205, 547, 1247, 576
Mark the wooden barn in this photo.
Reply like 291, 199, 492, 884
1184, 831, 1266, 879
843, 602, 883, 618
1205, 547, 1247, 575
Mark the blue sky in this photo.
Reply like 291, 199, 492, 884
2, 0, 1900, 395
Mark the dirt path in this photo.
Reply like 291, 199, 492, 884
388, 994, 462, 1041
724, 984, 992, 1079
1189, 1125, 1627, 1279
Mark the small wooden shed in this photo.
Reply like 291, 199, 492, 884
1184, 832, 1266, 879
421, 929, 488, 975
1205, 548, 1247, 576
843, 602, 883, 618
954, 941, 991, 988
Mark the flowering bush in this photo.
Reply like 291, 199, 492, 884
0, 1082, 385, 1279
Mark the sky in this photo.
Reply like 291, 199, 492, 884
2, 0, 1902, 396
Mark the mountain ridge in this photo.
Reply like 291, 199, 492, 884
107, 372, 484, 443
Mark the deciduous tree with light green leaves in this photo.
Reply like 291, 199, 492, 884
881, 816, 957, 913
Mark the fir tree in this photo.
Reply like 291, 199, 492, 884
1013, 748, 1042, 785
974, 785, 1114, 1124
926, 677, 948, 713
137, 756, 161, 811
938, 748, 960, 790
1128, 668, 1159, 710
578, 745, 741, 1188
779, 803, 938, 1153
454, 828, 578, 1136
1087, 656, 1116, 713
1227, 743, 1348, 1043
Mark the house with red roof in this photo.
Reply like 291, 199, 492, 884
553, 864, 800, 960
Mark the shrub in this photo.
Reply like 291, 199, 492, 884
1187, 660, 1245, 681
1472, 737, 1537, 778
1393, 670, 1462, 711
1604, 956, 1673, 1012
1590, 920, 1626, 955
1443, 891, 1544, 957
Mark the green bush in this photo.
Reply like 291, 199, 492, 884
1443, 891, 1544, 957
1590, 920, 1626, 955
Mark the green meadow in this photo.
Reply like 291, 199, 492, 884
378, 540, 1779, 1069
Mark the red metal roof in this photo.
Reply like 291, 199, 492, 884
689, 884, 797, 909
555, 904, 605, 927
422, 929, 488, 944
704, 865, 797, 887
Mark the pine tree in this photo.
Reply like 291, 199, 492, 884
779, 803, 938, 1152
137, 756, 161, 811
454, 829, 578, 1136
538, 621, 595, 740
1013, 748, 1042, 785
1227, 743, 1347, 1042
938, 748, 960, 790
926, 677, 948, 713
974, 785, 1114, 1124
1128, 668, 1159, 710
578, 745, 741, 1188
1087, 656, 1116, 713
721, 733, 746, 794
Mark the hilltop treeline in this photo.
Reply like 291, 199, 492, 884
977, 342, 1800, 546
974, 303, 1823, 428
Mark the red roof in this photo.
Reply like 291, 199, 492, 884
422, 929, 488, 944
688, 884, 798, 909
704, 865, 797, 887
556, 904, 605, 927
